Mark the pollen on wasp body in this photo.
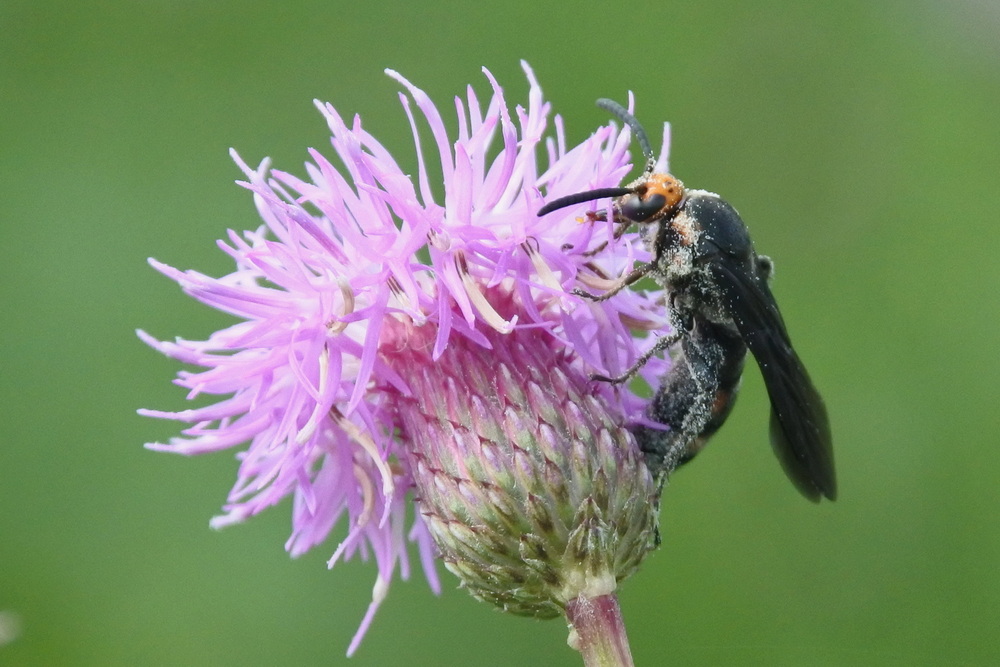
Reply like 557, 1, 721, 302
538, 98, 836, 502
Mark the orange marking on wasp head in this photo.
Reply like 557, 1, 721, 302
643, 173, 685, 214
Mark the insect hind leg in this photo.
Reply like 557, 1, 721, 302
632, 357, 720, 481
632, 325, 746, 482
591, 329, 681, 384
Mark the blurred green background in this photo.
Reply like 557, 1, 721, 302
2, 1, 998, 665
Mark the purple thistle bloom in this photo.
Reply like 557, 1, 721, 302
140, 62, 672, 656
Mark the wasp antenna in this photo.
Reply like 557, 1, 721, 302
538, 187, 633, 216
596, 98, 655, 170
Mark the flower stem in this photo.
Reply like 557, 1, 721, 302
565, 594, 635, 667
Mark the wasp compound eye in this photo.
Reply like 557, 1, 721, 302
616, 173, 687, 223
620, 192, 668, 222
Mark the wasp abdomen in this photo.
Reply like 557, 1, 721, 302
633, 319, 747, 481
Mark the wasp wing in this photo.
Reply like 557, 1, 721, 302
709, 259, 836, 502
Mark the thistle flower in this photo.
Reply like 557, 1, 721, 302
140, 62, 673, 660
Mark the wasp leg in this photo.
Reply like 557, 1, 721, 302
572, 263, 651, 302
581, 239, 610, 258
591, 329, 682, 384
632, 322, 747, 483
580, 213, 633, 257
579, 212, 611, 257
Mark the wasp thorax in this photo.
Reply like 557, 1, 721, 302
619, 173, 685, 223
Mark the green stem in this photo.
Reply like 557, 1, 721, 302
565, 593, 635, 667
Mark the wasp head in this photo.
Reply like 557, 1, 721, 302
618, 173, 685, 224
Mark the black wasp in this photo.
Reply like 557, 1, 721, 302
539, 99, 836, 501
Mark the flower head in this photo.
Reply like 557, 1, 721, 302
140, 62, 672, 655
